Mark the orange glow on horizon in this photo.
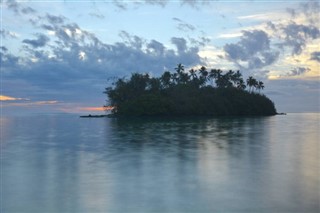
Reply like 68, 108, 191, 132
0, 95, 26, 101
79, 106, 114, 111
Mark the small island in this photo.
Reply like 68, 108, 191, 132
104, 64, 277, 117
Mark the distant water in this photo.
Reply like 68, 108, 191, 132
1, 113, 319, 213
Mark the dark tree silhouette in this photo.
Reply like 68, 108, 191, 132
246, 76, 258, 93
160, 71, 172, 88
105, 64, 277, 116
257, 81, 265, 93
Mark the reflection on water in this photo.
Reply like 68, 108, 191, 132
1, 114, 319, 212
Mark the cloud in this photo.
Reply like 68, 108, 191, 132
2, 100, 59, 107
0, 48, 20, 70
264, 1, 320, 57
218, 32, 242, 39
35, 100, 59, 105
109, 0, 210, 10
310, 51, 320, 62
5, 0, 37, 15
89, 12, 105, 19
143, 0, 167, 7
0, 29, 19, 39
173, 17, 196, 32
6, 0, 20, 14
22, 34, 50, 48
286, 8, 296, 18
147, 40, 165, 56
112, 0, 128, 10
237, 13, 274, 21
180, 0, 210, 9
0, 95, 29, 101
288, 67, 311, 76
278, 22, 320, 55
21, 7, 36, 14
223, 1, 320, 79
2, 13, 203, 107
188, 36, 210, 48
224, 30, 270, 60
1, 46, 8, 52
46, 14, 66, 25
0, 94, 58, 109
119, 30, 145, 49
5, 5, 204, 102
300, 1, 320, 24
36, 17, 101, 50
223, 30, 279, 74
171, 37, 187, 53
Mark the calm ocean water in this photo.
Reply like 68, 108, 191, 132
1, 113, 319, 213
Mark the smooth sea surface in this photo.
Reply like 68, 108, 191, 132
1, 113, 319, 213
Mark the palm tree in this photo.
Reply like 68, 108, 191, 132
236, 79, 246, 90
174, 63, 190, 84
189, 68, 197, 80
257, 81, 264, 93
172, 73, 179, 84
179, 72, 190, 84
246, 76, 258, 93
199, 66, 208, 86
175, 63, 184, 74
231, 70, 243, 87
160, 71, 171, 88
209, 69, 222, 87
149, 78, 161, 92
130, 73, 149, 93
209, 69, 221, 79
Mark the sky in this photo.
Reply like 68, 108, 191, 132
1, 0, 319, 115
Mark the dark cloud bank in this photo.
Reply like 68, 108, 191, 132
1, 5, 203, 103
224, 30, 279, 75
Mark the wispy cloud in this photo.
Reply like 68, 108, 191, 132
2, 100, 59, 107
0, 29, 19, 39
22, 34, 50, 48
21, 7, 36, 14
218, 32, 242, 39
310, 51, 320, 62
103, 0, 210, 10
237, 13, 280, 21
276, 22, 320, 55
89, 12, 105, 19
0, 95, 29, 101
5, 0, 37, 15
173, 17, 196, 32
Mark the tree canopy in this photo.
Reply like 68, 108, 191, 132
105, 64, 277, 116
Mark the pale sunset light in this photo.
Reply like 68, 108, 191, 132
0, 95, 29, 101
79, 106, 114, 111
1, 0, 319, 114
0, 95, 19, 101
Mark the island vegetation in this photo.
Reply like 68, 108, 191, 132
104, 64, 277, 116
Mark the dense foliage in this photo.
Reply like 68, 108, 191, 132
105, 64, 277, 116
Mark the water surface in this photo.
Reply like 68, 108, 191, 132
1, 113, 319, 212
